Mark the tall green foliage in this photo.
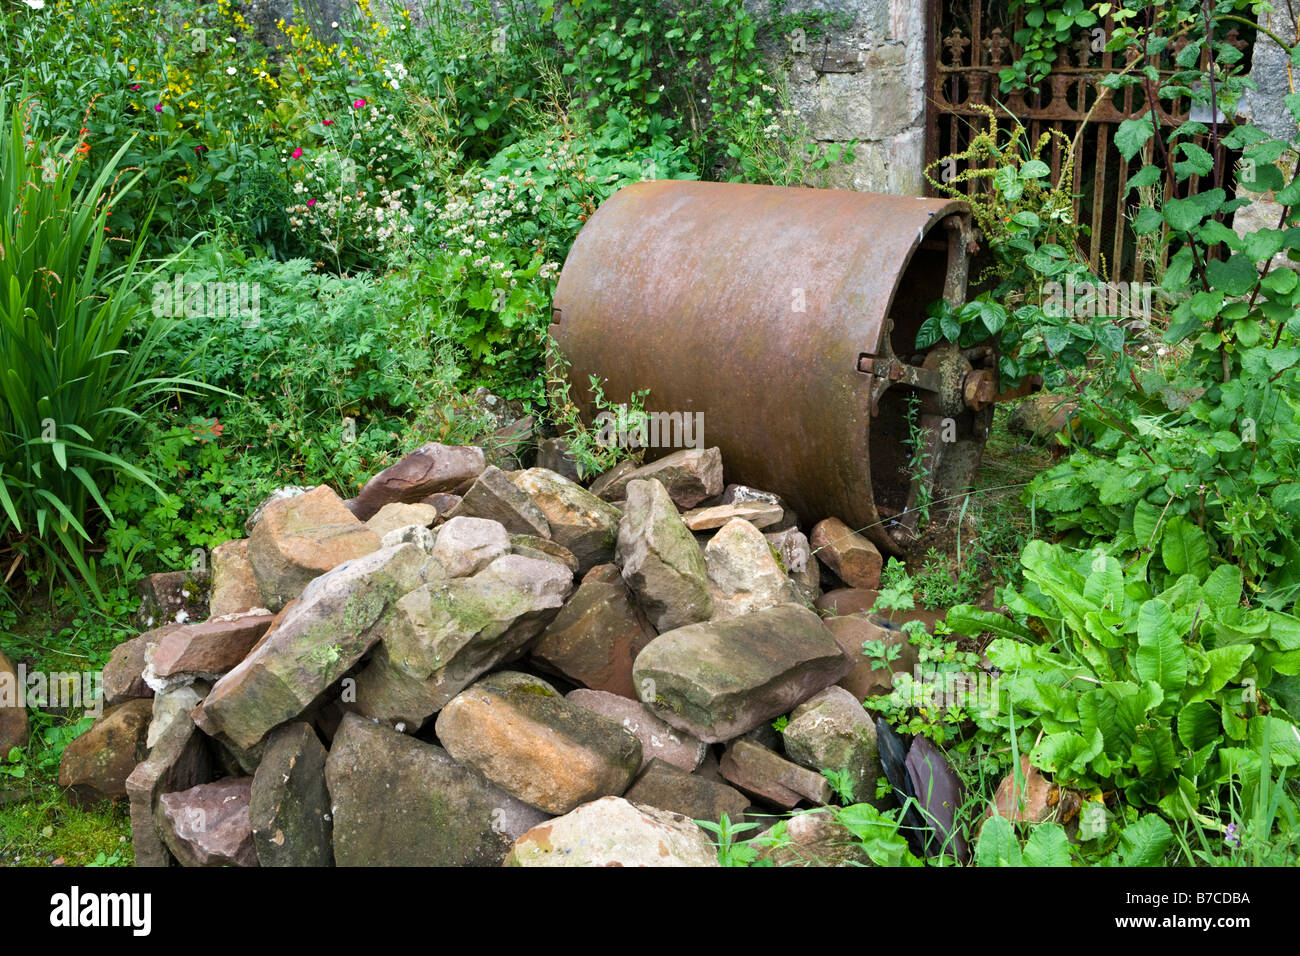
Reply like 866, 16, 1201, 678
0, 98, 198, 595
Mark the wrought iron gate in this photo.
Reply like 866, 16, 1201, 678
924, 0, 1253, 282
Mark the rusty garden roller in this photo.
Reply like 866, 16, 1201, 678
550, 180, 998, 556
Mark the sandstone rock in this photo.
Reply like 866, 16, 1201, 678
765, 528, 821, 600
432, 515, 511, 577
380, 523, 436, 552
567, 689, 706, 771
985, 755, 1056, 825
722, 484, 797, 529
101, 634, 156, 707
616, 478, 713, 632
148, 613, 276, 680
365, 502, 439, 539
349, 643, 441, 732
326, 713, 547, 866
683, 501, 783, 531
757, 809, 873, 867
422, 492, 462, 516
159, 777, 258, 867
512, 468, 622, 575
349, 442, 485, 521
366, 554, 573, 718
531, 566, 657, 699
504, 796, 717, 867
209, 539, 263, 617
58, 699, 153, 806
704, 518, 801, 619
782, 686, 881, 805
633, 603, 852, 743
624, 759, 749, 825
250, 722, 332, 866
509, 534, 579, 575
127, 713, 213, 867
587, 460, 637, 500
245, 486, 312, 535
248, 485, 382, 611
825, 614, 918, 701
436, 672, 642, 815
817, 589, 955, 636
194, 544, 434, 750
536, 436, 582, 483
135, 569, 210, 630
720, 739, 833, 809
147, 683, 206, 749
592, 448, 723, 509
447, 465, 550, 537
0, 649, 28, 756
810, 517, 883, 589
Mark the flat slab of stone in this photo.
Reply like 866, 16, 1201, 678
567, 689, 706, 771
757, 809, 874, 867
159, 777, 258, 867
248, 485, 382, 610
504, 796, 718, 867
250, 722, 332, 866
349, 442, 485, 521
509, 534, 579, 575
624, 759, 750, 824
720, 739, 832, 809
325, 713, 547, 866
633, 603, 852, 743
149, 613, 275, 679
531, 565, 657, 699
683, 501, 783, 531
436, 672, 642, 814
195, 544, 433, 750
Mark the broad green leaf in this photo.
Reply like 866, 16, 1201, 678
1115, 117, 1155, 161
1116, 814, 1173, 866
1135, 600, 1188, 695
1161, 516, 1210, 577
1022, 824, 1073, 866
975, 814, 1023, 867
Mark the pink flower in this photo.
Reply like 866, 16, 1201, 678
323, 118, 334, 126
129, 84, 141, 91
352, 98, 366, 109
291, 147, 303, 159
307, 198, 316, 207
153, 103, 163, 112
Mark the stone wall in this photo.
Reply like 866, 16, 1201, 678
754, 0, 929, 196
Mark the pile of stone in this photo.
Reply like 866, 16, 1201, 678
56, 442, 925, 867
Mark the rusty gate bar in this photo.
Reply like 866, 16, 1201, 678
925, 0, 1251, 281
551, 180, 992, 556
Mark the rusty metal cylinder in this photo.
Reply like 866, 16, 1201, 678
550, 180, 989, 555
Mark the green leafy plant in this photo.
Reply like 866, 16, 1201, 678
950, 540, 1300, 827
0, 97, 205, 597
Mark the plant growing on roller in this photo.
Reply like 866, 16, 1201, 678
0, 97, 202, 596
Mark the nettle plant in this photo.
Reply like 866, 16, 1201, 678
1028, 0, 1300, 607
